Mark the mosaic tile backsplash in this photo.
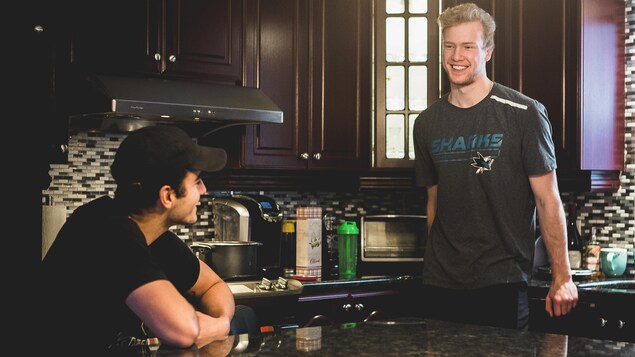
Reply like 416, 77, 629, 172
44, 6, 635, 277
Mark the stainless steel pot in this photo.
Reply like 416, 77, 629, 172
190, 241, 262, 280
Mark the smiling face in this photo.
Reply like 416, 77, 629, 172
167, 170, 206, 226
442, 21, 493, 88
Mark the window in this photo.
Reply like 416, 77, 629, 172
374, 0, 440, 168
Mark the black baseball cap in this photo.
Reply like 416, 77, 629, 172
111, 125, 227, 186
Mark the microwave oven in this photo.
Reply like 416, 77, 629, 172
360, 214, 427, 262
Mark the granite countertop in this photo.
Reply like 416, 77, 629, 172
230, 273, 634, 295
146, 317, 634, 356
529, 274, 635, 297
299, 274, 419, 293
112, 275, 634, 355
300, 274, 635, 296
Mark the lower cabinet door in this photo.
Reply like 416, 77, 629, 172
529, 297, 634, 342
295, 290, 406, 327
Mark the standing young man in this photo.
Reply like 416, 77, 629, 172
42, 125, 236, 352
413, 3, 578, 329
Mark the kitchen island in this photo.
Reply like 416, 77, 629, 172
128, 317, 634, 356
231, 274, 634, 342
529, 276, 634, 342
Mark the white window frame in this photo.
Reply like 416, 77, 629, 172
373, 0, 440, 168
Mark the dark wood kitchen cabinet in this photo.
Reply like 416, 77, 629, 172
440, 0, 626, 192
64, 0, 245, 84
239, 0, 371, 170
515, 0, 625, 192
528, 289, 635, 342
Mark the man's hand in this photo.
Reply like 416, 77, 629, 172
545, 279, 578, 317
198, 335, 235, 357
194, 311, 231, 347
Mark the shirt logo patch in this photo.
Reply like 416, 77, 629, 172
471, 152, 494, 174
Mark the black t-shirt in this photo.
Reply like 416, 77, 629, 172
41, 196, 200, 352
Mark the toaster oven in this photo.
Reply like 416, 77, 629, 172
360, 214, 427, 262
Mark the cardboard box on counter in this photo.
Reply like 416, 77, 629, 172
296, 207, 322, 279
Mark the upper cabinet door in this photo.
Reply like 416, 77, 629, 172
309, 0, 371, 170
163, 0, 244, 83
67, 0, 245, 84
66, 1, 154, 75
516, 0, 625, 192
241, 0, 310, 169
242, 0, 371, 170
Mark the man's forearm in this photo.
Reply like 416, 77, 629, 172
194, 282, 235, 345
199, 281, 235, 319
426, 185, 438, 233
537, 198, 571, 280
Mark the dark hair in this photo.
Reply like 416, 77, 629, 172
110, 125, 226, 213
114, 168, 188, 214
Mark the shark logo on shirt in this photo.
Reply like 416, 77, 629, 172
430, 133, 503, 167
471, 152, 494, 174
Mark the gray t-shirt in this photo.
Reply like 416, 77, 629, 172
413, 82, 556, 289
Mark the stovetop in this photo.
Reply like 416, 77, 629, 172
228, 277, 304, 299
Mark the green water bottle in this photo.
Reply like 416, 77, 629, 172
337, 221, 359, 278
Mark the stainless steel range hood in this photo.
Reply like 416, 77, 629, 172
66, 74, 283, 136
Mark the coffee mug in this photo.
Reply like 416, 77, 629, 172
600, 247, 627, 277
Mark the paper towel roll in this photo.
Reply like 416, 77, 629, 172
42, 205, 66, 259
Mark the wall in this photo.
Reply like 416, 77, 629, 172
42, 128, 426, 239
43, 5, 635, 277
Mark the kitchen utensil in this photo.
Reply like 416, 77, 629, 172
190, 241, 262, 280
212, 194, 284, 269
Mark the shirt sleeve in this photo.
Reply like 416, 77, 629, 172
149, 231, 200, 293
521, 100, 557, 175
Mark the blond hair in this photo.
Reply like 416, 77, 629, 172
438, 3, 496, 49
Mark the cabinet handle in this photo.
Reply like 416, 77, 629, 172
154, 53, 161, 61
343, 303, 352, 312
168, 55, 177, 63
364, 310, 387, 322
300, 153, 309, 160
599, 318, 608, 327
304, 315, 333, 327
617, 320, 626, 329
313, 153, 322, 160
